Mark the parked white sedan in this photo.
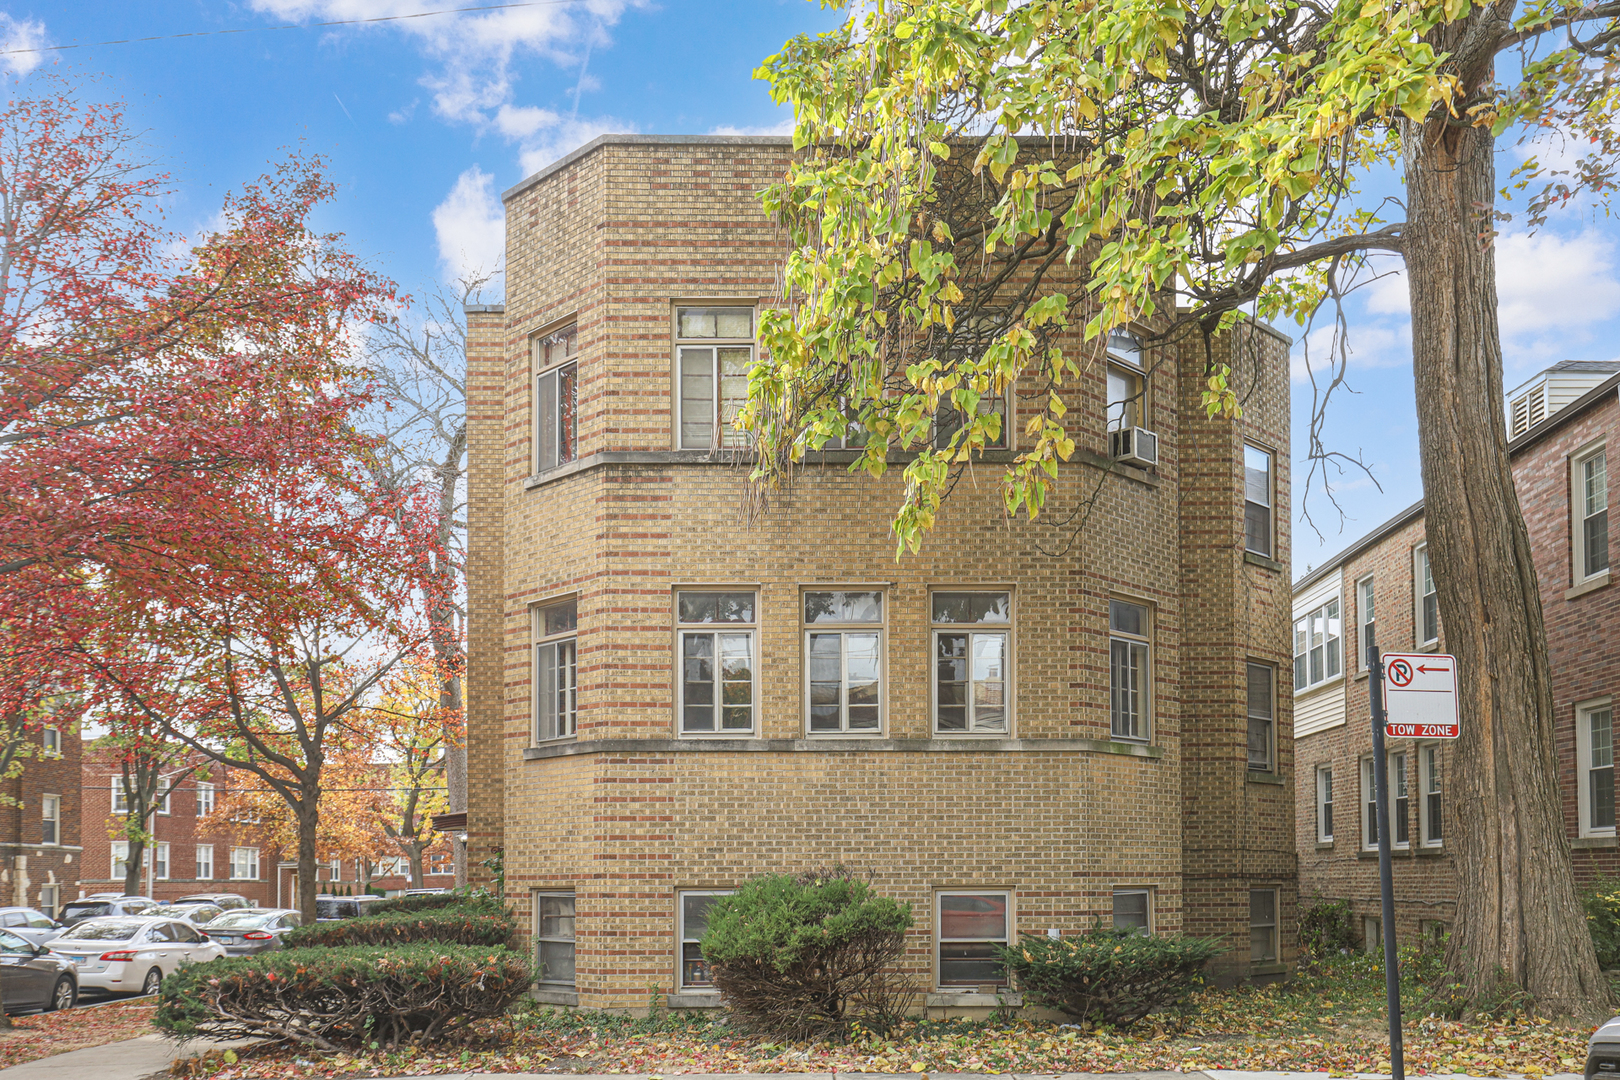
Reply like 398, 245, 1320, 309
46, 916, 225, 995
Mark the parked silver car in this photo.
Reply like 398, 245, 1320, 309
314, 895, 383, 920
146, 903, 222, 929
202, 909, 302, 955
174, 893, 254, 911
48, 916, 225, 996
58, 896, 155, 927
0, 908, 63, 948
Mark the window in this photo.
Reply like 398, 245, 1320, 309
112, 841, 130, 880
196, 782, 215, 817
1392, 751, 1410, 847
534, 323, 579, 471
40, 795, 58, 846
1362, 757, 1378, 850
676, 592, 757, 736
112, 782, 128, 815
804, 591, 884, 734
1416, 545, 1439, 646
1576, 446, 1610, 581
1356, 575, 1376, 671
1246, 663, 1274, 772
1112, 889, 1151, 934
932, 591, 1011, 735
157, 788, 172, 816
1243, 445, 1274, 557
37, 886, 57, 921
327, 858, 343, 881
1580, 701, 1616, 836
426, 849, 453, 875
535, 892, 576, 988
678, 891, 732, 991
676, 306, 753, 450
535, 600, 579, 742
1292, 597, 1342, 691
153, 842, 170, 881
1249, 889, 1278, 962
1109, 600, 1151, 741
1316, 767, 1334, 843
1421, 744, 1443, 846
1106, 329, 1146, 432
41, 727, 59, 757
937, 891, 1010, 988
196, 844, 214, 881
934, 387, 1010, 450
230, 846, 259, 881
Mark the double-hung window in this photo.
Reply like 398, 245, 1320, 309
1356, 576, 1376, 670
153, 842, 170, 880
40, 795, 58, 846
1293, 598, 1342, 691
112, 842, 130, 881
1244, 445, 1274, 558
1109, 600, 1151, 741
1421, 744, 1443, 846
1361, 757, 1378, 849
932, 591, 1011, 735
1575, 445, 1610, 582
676, 306, 753, 449
678, 891, 732, 992
804, 591, 884, 734
196, 844, 214, 881
41, 727, 59, 757
1112, 889, 1151, 933
536, 892, 576, 989
1106, 329, 1146, 432
935, 382, 1010, 450
1249, 889, 1278, 962
1316, 767, 1334, 843
1415, 545, 1439, 646
1246, 662, 1275, 772
231, 846, 259, 881
676, 592, 757, 735
112, 782, 129, 815
1392, 751, 1410, 846
196, 782, 215, 817
535, 600, 579, 742
534, 324, 579, 472
937, 891, 1010, 988
1580, 701, 1616, 836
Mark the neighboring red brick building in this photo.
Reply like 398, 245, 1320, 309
0, 720, 82, 918
1293, 364, 1620, 944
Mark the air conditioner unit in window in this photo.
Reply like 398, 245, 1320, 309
1110, 426, 1159, 467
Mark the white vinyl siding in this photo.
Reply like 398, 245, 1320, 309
1295, 680, 1347, 737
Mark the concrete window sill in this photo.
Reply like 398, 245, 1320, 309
1246, 771, 1285, 785
532, 988, 578, 1006
924, 991, 1022, 1007
1244, 552, 1286, 572
1315, 840, 1335, 850
1567, 569, 1612, 601
666, 992, 723, 1009
524, 736, 1165, 762
1575, 835, 1619, 849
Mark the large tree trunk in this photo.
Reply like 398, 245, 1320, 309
123, 836, 145, 898
1402, 77, 1610, 1016
297, 799, 320, 924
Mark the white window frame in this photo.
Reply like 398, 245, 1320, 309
1109, 598, 1152, 742
230, 846, 260, 881
41, 727, 60, 757
936, 889, 1012, 990
37, 885, 57, 921
196, 844, 214, 881
677, 889, 734, 992
1293, 597, 1343, 692
1574, 442, 1610, 584
803, 590, 886, 736
1316, 766, 1334, 843
40, 794, 59, 846
153, 842, 170, 881
1420, 743, 1443, 848
196, 782, 215, 817
1415, 544, 1439, 647
1249, 888, 1278, 963
1111, 888, 1152, 934
533, 323, 579, 473
1105, 329, 1147, 433
1579, 698, 1616, 838
111, 782, 128, 815
157, 787, 172, 816
1356, 575, 1376, 672
675, 591, 759, 737
1361, 756, 1378, 851
111, 841, 130, 881
1243, 444, 1274, 558
1392, 750, 1411, 848
535, 890, 577, 989
675, 305, 754, 450
930, 590, 1012, 736
534, 599, 579, 744
1246, 662, 1275, 772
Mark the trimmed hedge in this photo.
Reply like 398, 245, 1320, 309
154, 945, 531, 1049
368, 890, 497, 917
998, 928, 1225, 1027
282, 905, 514, 949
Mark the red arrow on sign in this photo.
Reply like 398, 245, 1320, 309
1417, 665, 1448, 674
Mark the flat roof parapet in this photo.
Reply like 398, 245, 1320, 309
500, 133, 797, 204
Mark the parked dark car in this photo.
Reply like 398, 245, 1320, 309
314, 895, 382, 921
0, 928, 75, 1013
174, 893, 254, 911
201, 909, 302, 955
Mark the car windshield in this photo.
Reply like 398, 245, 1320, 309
58, 919, 140, 942
60, 903, 110, 920
149, 905, 208, 920
205, 911, 277, 929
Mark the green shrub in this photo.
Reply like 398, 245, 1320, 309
701, 867, 914, 1040
1583, 878, 1620, 969
368, 889, 498, 917
153, 944, 531, 1049
1299, 898, 1358, 960
997, 928, 1225, 1027
282, 904, 513, 949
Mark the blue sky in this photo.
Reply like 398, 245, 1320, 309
4, 1, 1616, 578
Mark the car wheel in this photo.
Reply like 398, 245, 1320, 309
141, 968, 162, 996
47, 976, 74, 1012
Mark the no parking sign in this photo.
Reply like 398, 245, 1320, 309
1381, 651, 1460, 739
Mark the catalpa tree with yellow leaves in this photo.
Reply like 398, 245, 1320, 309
744, 0, 1615, 1014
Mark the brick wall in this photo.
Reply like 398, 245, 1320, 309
0, 724, 82, 916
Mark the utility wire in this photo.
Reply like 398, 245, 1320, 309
0, 1, 590, 57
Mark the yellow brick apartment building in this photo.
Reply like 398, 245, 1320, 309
466, 134, 1297, 1010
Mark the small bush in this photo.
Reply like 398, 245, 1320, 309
997, 928, 1225, 1027
281, 904, 514, 949
701, 867, 914, 1040
1299, 898, 1358, 960
154, 944, 531, 1049
1584, 878, 1620, 970
368, 889, 497, 917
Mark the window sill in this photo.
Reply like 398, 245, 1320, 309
666, 992, 724, 1009
1244, 552, 1285, 572
1250, 961, 1288, 977
1315, 840, 1334, 850
1417, 641, 1441, 653
1358, 847, 1412, 859
1566, 569, 1612, 601
1416, 843, 1446, 856
524, 736, 1166, 761
1246, 771, 1284, 786
532, 988, 578, 1006
1575, 835, 1619, 849
925, 991, 1021, 1007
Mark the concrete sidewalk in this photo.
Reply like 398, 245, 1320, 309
0, 1032, 254, 1080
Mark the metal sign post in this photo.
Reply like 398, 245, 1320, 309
1367, 645, 1406, 1080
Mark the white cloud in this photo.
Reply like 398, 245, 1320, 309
1292, 321, 1411, 383
1495, 229, 1620, 337
431, 167, 505, 286
0, 13, 48, 76
709, 118, 795, 137
515, 114, 633, 177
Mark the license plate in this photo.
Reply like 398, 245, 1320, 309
72, 956, 86, 966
